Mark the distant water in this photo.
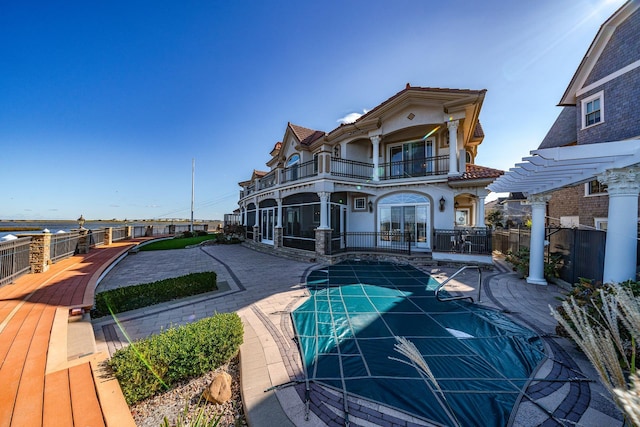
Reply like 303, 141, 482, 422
0, 220, 197, 240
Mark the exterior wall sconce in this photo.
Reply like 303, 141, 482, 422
454, 201, 459, 209
439, 197, 445, 212
77, 214, 85, 229
368, 201, 373, 212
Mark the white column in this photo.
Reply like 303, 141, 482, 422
527, 194, 550, 285
599, 167, 640, 283
447, 120, 459, 176
276, 198, 282, 228
476, 195, 486, 227
253, 198, 259, 227
371, 135, 381, 181
318, 192, 331, 229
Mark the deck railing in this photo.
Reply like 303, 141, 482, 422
112, 227, 127, 242
90, 229, 106, 246
51, 231, 80, 262
327, 231, 412, 255
432, 228, 492, 255
0, 238, 32, 286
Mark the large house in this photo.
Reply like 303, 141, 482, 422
490, 0, 640, 284
236, 84, 503, 264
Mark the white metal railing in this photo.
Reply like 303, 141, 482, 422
0, 237, 32, 286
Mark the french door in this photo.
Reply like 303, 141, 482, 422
379, 204, 429, 250
261, 208, 275, 244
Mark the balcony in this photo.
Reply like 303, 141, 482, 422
240, 154, 451, 200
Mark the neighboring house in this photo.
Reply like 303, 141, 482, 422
490, 0, 640, 284
485, 192, 531, 228
537, 1, 640, 231
235, 84, 503, 264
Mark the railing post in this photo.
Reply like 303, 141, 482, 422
105, 227, 113, 245
77, 229, 90, 254
29, 232, 51, 273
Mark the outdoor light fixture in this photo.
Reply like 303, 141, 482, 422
454, 201, 459, 209
439, 196, 445, 212
368, 201, 373, 213
77, 214, 85, 229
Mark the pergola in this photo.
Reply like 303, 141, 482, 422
489, 140, 640, 284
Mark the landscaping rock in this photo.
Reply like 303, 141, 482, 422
203, 372, 232, 404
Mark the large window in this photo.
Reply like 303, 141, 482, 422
388, 139, 434, 178
582, 91, 603, 128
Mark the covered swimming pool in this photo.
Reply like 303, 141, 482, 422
291, 261, 546, 426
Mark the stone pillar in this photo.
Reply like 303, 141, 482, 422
76, 229, 90, 254
476, 195, 486, 227
447, 120, 459, 176
105, 227, 113, 246
599, 167, 640, 283
315, 228, 331, 256
526, 194, 550, 285
370, 135, 381, 181
30, 233, 52, 273
318, 192, 330, 229
274, 226, 283, 249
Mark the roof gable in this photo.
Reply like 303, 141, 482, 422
560, 1, 640, 105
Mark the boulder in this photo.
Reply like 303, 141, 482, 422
203, 372, 232, 404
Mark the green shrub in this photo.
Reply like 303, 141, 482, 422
504, 246, 562, 279
196, 230, 209, 236
93, 272, 217, 318
109, 312, 243, 404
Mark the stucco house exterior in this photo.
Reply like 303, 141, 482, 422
536, 1, 640, 231
490, 0, 640, 284
235, 84, 502, 264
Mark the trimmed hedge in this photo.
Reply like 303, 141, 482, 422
93, 272, 217, 318
109, 312, 243, 404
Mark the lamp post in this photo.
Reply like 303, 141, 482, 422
77, 215, 85, 230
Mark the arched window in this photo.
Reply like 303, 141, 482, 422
287, 154, 300, 167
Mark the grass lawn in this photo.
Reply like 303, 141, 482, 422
140, 234, 217, 250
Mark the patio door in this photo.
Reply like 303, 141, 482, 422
378, 203, 430, 250
389, 139, 434, 178
261, 208, 275, 244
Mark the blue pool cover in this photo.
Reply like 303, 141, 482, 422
291, 261, 546, 426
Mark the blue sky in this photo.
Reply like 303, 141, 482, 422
0, 0, 626, 221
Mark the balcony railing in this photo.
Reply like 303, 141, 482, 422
380, 155, 449, 180
281, 159, 318, 184
330, 158, 374, 179
258, 170, 277, 190
240, 154, 452, 199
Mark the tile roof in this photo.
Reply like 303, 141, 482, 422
448, 164, 504, 181
347, 84, 486, 128
289, 123, 325, 146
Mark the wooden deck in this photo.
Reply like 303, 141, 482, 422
0, 239, 149, 427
